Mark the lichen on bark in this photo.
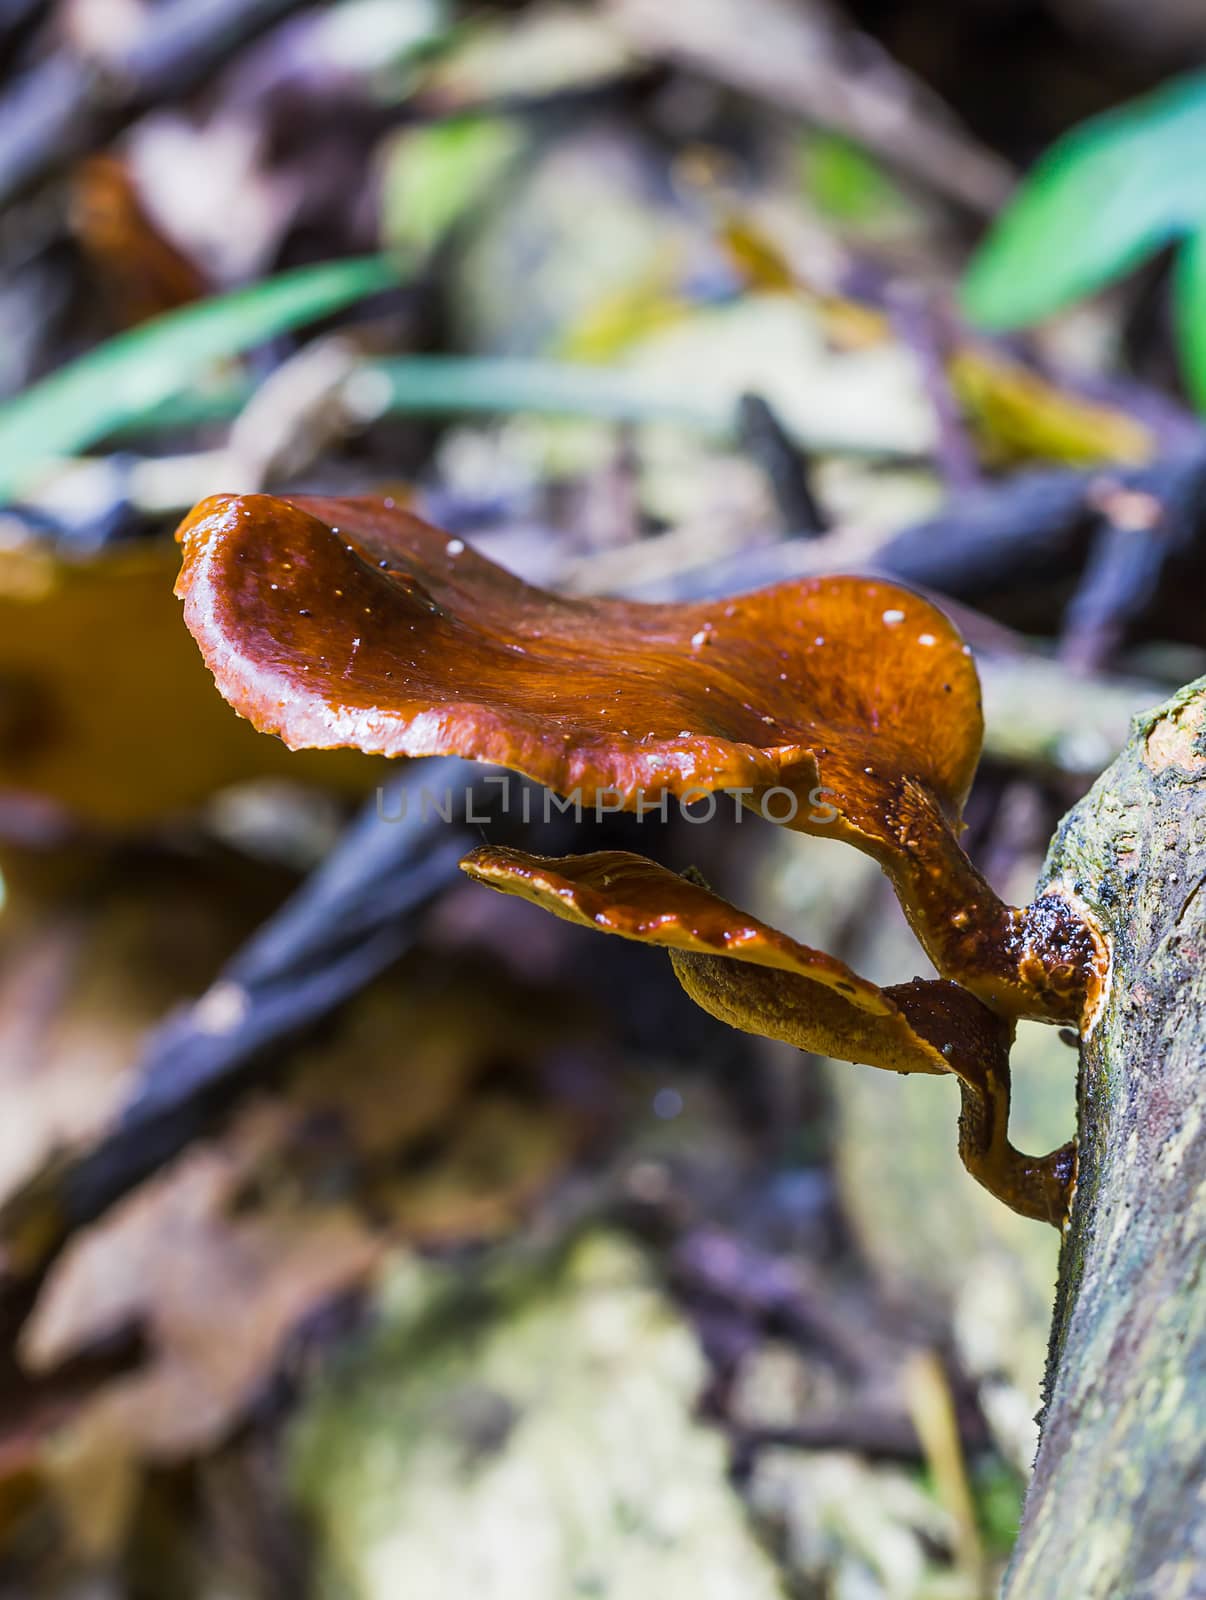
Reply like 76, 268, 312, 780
1005, 677, 1206, 1598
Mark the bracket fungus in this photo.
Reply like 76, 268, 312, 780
175, 492, 1108, 1224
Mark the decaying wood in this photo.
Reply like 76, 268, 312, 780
1006, 676, 1206, 1597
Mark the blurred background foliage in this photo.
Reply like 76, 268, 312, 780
0, 2, 1203, 1597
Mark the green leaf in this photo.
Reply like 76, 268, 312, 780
1174, 222, 1206, 410
803, 134, 902, 223
0, 255, 399, 503
381, 115, 525, 267
962, 72, 1206, 330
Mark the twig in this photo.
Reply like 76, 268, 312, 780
904, 1351, 984, 1582
731, 1411, 924, 1466
670, 1224, 877, 1380
606, 0, 1014, 216
1059, 450, 1206, 672
0, 758, 480, 1273
736, 392, 828, 535
889, 288, 980, 492
0, 0, 311, 210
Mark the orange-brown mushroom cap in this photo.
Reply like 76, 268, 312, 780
175, 493, 1103, 1023
175, 493, 981, 815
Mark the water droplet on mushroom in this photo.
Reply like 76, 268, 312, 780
918, 632, 936, 646
298, 608, 312, 617
446, 539, 465, 557
814, 636, 825, 647
690, 628, 710, 649
882, 609, 905, 625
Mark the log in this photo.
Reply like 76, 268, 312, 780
1005, 676, 1206, 1596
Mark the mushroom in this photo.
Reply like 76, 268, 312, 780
174, 491, 1108, 1223
176, 493, 1105, 1021
462, 846, 1071, 1226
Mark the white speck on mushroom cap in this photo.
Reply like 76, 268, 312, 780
882, 609, 905, 625
918, 632, 936, 646
446, 539, 465, 556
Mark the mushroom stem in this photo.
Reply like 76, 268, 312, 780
825, 777, 1107, 1025
956, 1080, 1075, 1228
889, 978, 1074, 1226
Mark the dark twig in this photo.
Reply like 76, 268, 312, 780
0, 759, 480, 1269
0, 0, 311, 210
1059, 449, 1206, 672
608, 0, 1013, 216
0, 0, 42, 63
736, 393, 828, 536
878, 468, 1096, 600
882, 448, 1206, 648
671, 1225, 876, 1380
731, 1411, 925, 1467
889, 288, 980, 493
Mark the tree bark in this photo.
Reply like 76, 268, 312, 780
1005, 677, 1206, 1597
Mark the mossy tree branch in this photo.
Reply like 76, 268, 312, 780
1005, 678, 1206, 1597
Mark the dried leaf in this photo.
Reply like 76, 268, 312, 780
20, 1108, 381, 1460
0, 539, 374, 826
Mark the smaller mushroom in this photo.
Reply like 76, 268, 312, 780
462, 847, 1073, 1227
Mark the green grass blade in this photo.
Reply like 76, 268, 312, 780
0, 255, 399, 502
111, 355, 913, 459
1173, 224, 1206, 411
356, 356, 729, 429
